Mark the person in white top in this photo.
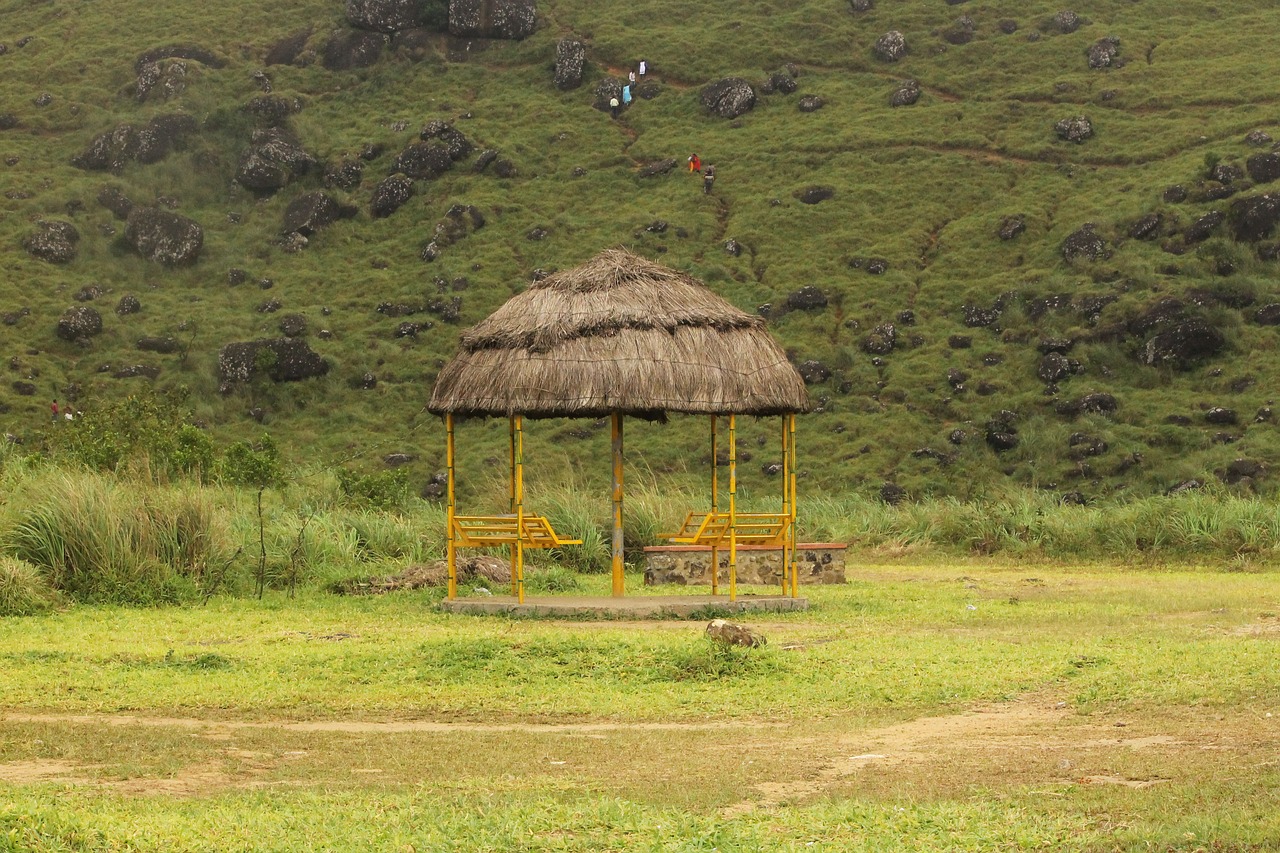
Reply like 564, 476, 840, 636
638, 59, 647, 78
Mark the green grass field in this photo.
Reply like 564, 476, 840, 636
2, 0, 1279, 499
2, 565, 1279, 850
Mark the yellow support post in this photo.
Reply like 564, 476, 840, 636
728, 413, 737, 602
446, 413, 457, 601
709, 414, 719, 596
783, 412, 793, 596
780, 415, 789, 596
611, 412, 625, 597
515, 415, 525, 604
508, 416, 518, 597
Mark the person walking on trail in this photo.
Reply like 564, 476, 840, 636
628, 69, 637, 87
50, 399, 59, 423
622, 84, 632, 105
638, 59, 647, 78
703, 163, 716, 194
609, 96, 619, 118
688, 153, 701, 173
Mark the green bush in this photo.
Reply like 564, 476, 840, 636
0, 556, 59, 617
337, 468, 411, 511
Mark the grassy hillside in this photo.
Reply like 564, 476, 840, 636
2, 0, 1279, 502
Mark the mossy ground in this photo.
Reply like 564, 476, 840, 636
1, 0, 1278, 500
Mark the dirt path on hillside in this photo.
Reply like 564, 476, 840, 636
3, 693, 1271, 801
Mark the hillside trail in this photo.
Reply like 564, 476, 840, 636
2, 691, 1266, 801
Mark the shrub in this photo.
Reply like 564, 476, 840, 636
0, 556, 59, 616
337, 467, 410, 510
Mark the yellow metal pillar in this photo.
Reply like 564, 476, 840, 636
709, 414, 719, 596
783, 412, 793, 596
508, 416, 516, 594
780, 415, 790, 596
446, 413, 457, 600
611, 412, 625, 597
514, 415, 525, 604
728, 413, 737, 602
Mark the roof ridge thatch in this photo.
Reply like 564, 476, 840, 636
429, 248, 808, 418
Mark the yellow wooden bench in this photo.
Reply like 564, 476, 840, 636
451, 514, 582, 549
663, 511, 791, 547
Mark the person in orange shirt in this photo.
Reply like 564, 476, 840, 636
688, 153, 701, 173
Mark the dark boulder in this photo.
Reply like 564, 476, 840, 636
22, 220, 79, 264
862, 323, 897, 355
849, 0, 872, 11
419, 120, 472, 161
797, 95, 824, 112
448, 0, 537, 40
998, 215, 1026, 240
785, 286, 828, 311
873, 30, 907, 62
796, 360, 831, 384
371, 172, 414, 217
321, 29, 388, 71
1061, 223, 1107, 262
134, 44, 225, 71
1142, 319, 1225, 369
1204, 407, 1237, 425
943, 16, 976, 45
879, 482, 907, 505
235, 128, 316, 192
1210, 163, 1243, 186
116, 295, 141, 315
0, 114, 19, 130
637, 158, 677, 177
700, 77, 756, 119
1183, 210, 1224, 243
1127, 213, 1161, 240
1086, 36, 1120, 68
1222, 459, 1264, 485
553, 38, 585, 90
72, 114, 197, 172
97, 185, 135, 220
346, 0, 425, 33
1054, 10, 1081, 33
218, 338, 330, 383
1078, 393, 1117, 414
797, 185, 834, 204
1253, 304, 1280, 325
761, 70, 798, 96
1037, 352, 1072, 383
998, 19, 1018, 34
593, 76, 623, 112
279, 314, 308, 337
124, 208, 203, 266
137, 336, 181, 353
324, 157, 364, 190
1246, 153, 1280, 185
1166, 479, 1203, 496
1229, 194, 1280, 242
282, 191, 356, 236
1068, 432, 1107, 458
890, 79, 920, 107
948, 429, 967, 444
244, 95, 303, 127
1054, 115, 1093, 143
1245, 130, 1274, 147
962, 303, 1000, 327
1060, 491, 1088, 506
1163, 185, 1188, 203
112, 365, 162, 379
56, 306, 103, 341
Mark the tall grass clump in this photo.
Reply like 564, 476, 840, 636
3, 470, 233, 605
0, 556, 60, 617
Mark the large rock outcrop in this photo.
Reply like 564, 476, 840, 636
699, 77, 756, 119
448, 0, 536, 40
22, 220, 79, 264
553, 38, 585, 90
56, 306, 103, 341
282, 191, 357, 236
124, 208, 204, 266
235, 128, 316, 192
71, 114, 196, 172
346, 0, 426, 32
218, 338, 331, 384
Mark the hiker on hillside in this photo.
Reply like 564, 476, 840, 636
688, 153, 701, 173
609, 96, 620, 118
622, 84, 632, 105
628, 69, 637, 87
50, 399, 59, 423
638, 59, 647, 78
703, 163, 716, 194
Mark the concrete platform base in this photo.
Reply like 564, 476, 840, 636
439, 594, 808, 618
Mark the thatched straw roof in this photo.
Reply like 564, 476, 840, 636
428, 248, 809, 418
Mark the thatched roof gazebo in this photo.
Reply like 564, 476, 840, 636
429, 248, 808, 604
